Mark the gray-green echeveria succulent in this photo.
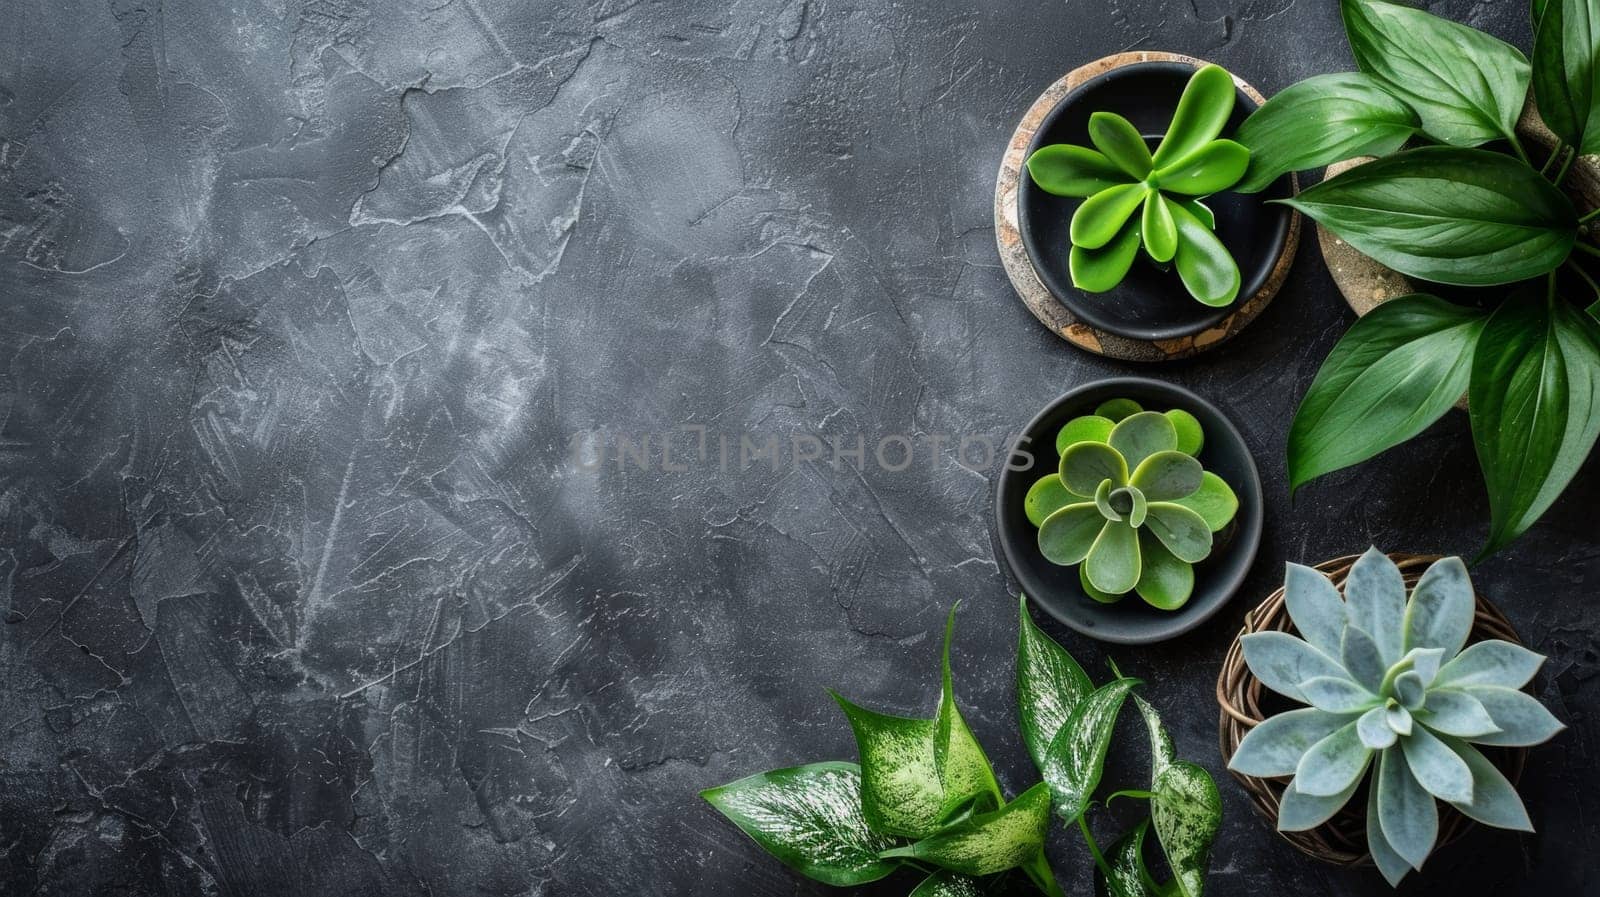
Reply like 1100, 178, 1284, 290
1025, 401, 1238, 610
1227, 549, 1564, 887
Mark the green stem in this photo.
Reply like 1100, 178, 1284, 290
1576, 243, 1600, 260
1541, 144, 1566, 177
1580, 206, 1600, 225
1556, 150, 1578, 187
1078, 814, 1116, 882
1022, 852, 1067, 897
1508, 132, 1533, 167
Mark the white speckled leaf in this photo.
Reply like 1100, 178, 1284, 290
1096, 820, 1161, 897
702, 762, 899, 887
884, 782, 1053, 877
936, 607, 1002, 815
1042, 678, 1139, 821
1151, 760, 1222, 897
909, 870, 987, 897
1018, 597, 1094, 774
832, 695, 944, 838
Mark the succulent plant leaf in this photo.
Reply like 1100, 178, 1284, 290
1358, 706, 1399, 749
1177, 198, 1216, 230
1439, 737, 1534, 832
1109, 411, 1180, 469
1396, 647, 1446, 688
1059, 442, 1128, 496
1129, 451, 1203, 501
1141, 502, 1212, 563
1294, 721, 1372, 796
1152, 64, 1236, 169
1398, 726, 1474, 804
1415, 689, 1500, 738
1070, 182, 1148, 250
1026, 143, 1136, 197
1376, 749, 1438, 871
1088, 111, 1156, 179
1085, 520, 1141, 595
1169, 471, 1236, 532
1366, 777, 1413, 887
1042, 678, 1139, 822
1340, 626, 1388, 694
1037, 503, 1104, 566
1402, 556, 1475, 659
1277, 775, 1361, 832
1134, 530, 1194, 610
1282, 563, 1349, 658
1434, 640, 1545, 690
1095, 398, 1144, 421
1055, 415, 1115, 454
1094, 480, 1123, 522
1345, 548, 1408, 665
1024, 475, 1076, 527
1392, 671, 1426, 710
1302, 676, 1381, 714
1385, 704, 1414, 737
1152, 139, 1250, 196
1239, 631, 1351, 703
1142, 191, 1179, 263
1016, 596, 1095, 773
1070, 215, 1144, 293
1164, 409, 1205, 455
1169, 200, 1241, 307
1123, 488, 1149, 529
1079, 565, 1125, 604
1228, 707, 1351, 777
1458, 686, 1566, 747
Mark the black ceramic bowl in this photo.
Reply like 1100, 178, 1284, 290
994, 377, 1263, 644
1017, 61, 1295, 342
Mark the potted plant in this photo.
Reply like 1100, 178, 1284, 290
1216, 550, 1563, 886
1229, 0, 1600, 556
703, 600, 1223, 896
1008, 55, 1298, 350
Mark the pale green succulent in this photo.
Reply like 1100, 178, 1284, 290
1025, 400, 1238, 610
1228, 549, 1564, 887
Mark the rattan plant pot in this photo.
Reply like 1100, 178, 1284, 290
1216, 552, 1528, 866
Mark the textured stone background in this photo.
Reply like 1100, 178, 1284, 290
1, 0, 1594, 894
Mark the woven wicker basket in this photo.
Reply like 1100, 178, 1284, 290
1216, 552, 1527, 865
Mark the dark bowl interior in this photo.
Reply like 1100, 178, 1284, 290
1018, 61, 1295, 342
994, 377, 1264, 645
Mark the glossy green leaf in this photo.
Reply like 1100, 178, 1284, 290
1089, 111, 1155, 178
1532, 0, 1600, 154
1169, 472, 1237, 532
1134, 693, 1178, 776
1025, 474, 1076, 527
936, 607, 1003, 816
1177, 198, 1215, 231
1470, 293, 1600, 556
1057, 414, 1116, 453
1342, 0, 1530, 146
832, 696, 946, 838
1085, 520, 1141, 594
1071, 183, 1149, 250
1080, 565, 1126, 604
1233, 72, 1417, 192
1060, 441, 1129, 496
1151, 760, 1222, 897
1071, 216, 1143, 293
1095, 480, 1123, 522
1169, 200, 1240, 307
1288, 294, 1486, 493
1141, 502, 1212, 563
1134, 530, 1194, 610
1027, 144, 1136, 197
882, 783, 1053, 877
1129, 451, 1202, 501
1153, 139, 1249, 196
1039, 503, 1105, 566
1164, 409, 1204, 455
1096, 398, 1144, 421
1281, 148, 1577, 286
1042, 677, 1139, 821
910, 870, 986, 897
1142, 191, 1177, 263
1097, 821, 1161, 897
1109, 411, 1179, 470
702, 762, 899, 886
1152, 64, 1236, 169
1017, 596, 1094, 774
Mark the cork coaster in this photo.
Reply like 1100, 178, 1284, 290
994, 51, 1300, 361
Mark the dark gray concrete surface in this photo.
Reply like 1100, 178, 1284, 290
2, 1, 1593, 894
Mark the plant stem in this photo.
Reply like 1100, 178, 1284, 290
1556, 150, 1578, 187
1022, 852, 1067, 897
1570, 260, 1600, 298
1508, 133, 1533, 167
1581, 206, 1600, 225
1576, 243, 1600, 260
1077, 814, 1116, 882
1541, 144, 1567, 177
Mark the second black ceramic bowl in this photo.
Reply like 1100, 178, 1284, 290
1017, 60, 1295, 342
994, 377, 1263, 645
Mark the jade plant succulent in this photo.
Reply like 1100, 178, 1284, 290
1228, 549, 1564, 886
1026, 64, 1251, 306
1025, 399, 1238, 609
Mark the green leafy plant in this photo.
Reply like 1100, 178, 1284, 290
703, 601, 1223, 896
1026, 64, 1251, 306
1231, 0, 1600, 556
1025, 399, 1238, 610
1228, 549, 1563, 886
